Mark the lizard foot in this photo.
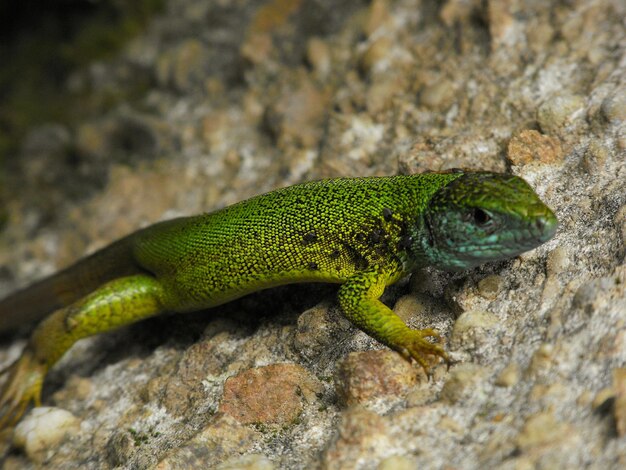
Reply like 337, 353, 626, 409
395, 328, 450, 377
0, 349, 45, 429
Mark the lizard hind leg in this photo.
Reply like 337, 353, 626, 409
0, 274, 168, 429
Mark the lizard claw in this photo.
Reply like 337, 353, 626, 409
418, 328, 444, 343
0, 349, 46, 429
396, 328, 450, 377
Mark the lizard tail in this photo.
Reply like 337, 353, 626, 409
0, 236, 146, 333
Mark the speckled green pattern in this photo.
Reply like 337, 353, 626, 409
131, 174, 460, 311
0, 171, 558, 427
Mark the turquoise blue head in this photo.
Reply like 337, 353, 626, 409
416, 172, 558, 270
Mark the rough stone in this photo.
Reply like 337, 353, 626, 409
294, 302, 350, 363
219, 363, 322, 425
155, 415, 260, 469
322, 407, 391, 470
440, 364, 488, 404
13, 407, 80, 462
335, 350, 419, 407
507, 130, 564, 166
1, 0, 625, 468
599, 89, 626, 124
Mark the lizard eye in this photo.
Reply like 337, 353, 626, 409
472, 208, 492, 226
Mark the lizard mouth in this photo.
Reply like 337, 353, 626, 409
532, 212, 558, 243
420, 193, 558, 271
454, 212, 558, 263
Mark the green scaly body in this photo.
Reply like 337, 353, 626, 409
132, 173, 458, 310
0, 171, 557, 427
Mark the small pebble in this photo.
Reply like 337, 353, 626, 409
495, 362, 521, 387
537, 93, 585, 134
14, 407, 80, 461
219, 363, 322, 425
322, 407, 390, 467
440, 364, 488, 404
378, 455, 416, 470
546, 246, 569, 276
477, 275, 504, 300
581, 139, 610, 174
359, 37, 393, 74
335, 350, 419, 406
507, 130, 564, 166
600, 90, 626, 124
527, 343, 555, 376
515, 411, 571, 451
420, 79, 456, 110
450, 310, 499, 349
363, 0, 392, 36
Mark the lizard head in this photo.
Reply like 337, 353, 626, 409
417, 172, 558, 270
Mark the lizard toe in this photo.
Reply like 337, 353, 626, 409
0, 350, 45, 429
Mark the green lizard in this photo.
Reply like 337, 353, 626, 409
0, 170, 557, 427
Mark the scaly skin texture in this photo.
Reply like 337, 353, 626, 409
0, 171, 558, 427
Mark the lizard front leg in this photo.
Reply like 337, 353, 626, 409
0, 274, 167, 428
337, 267, 449, 373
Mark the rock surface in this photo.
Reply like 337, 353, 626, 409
0, 0, 624, 468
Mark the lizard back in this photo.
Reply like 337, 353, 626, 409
131, 175, 458, 311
